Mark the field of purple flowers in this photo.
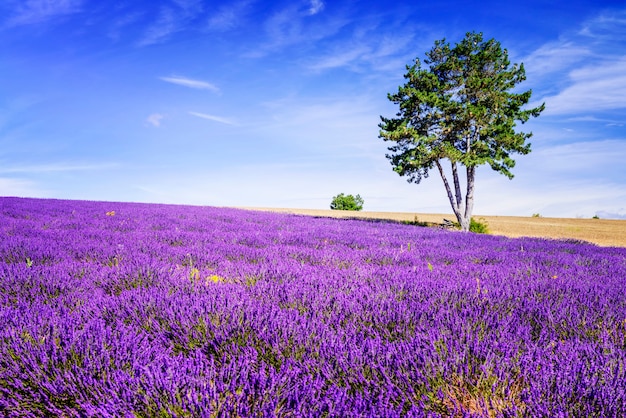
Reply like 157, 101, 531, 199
1, 197, 625, 417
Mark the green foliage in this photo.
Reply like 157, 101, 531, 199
379, 31, 544, 182
592, 215, 600, 219
401, 215, 429, 227
532, 213, 541, 218
450, 217, 489, 233
330, 193, 364, 211
469, 217, 489, 234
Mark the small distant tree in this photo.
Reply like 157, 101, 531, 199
330, 193, 364, 211
379, 31, 544, 231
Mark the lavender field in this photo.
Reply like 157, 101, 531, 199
1, 197, 625, 417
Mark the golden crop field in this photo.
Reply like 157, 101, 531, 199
244, 208, 626, 248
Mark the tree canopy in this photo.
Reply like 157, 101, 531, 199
330, 193, 364, 211
379, 31, 544, 231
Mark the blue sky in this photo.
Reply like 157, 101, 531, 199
1, 0, 625, 219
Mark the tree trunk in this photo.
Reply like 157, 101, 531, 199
436, 159, 473, 232
464, 166, 476, 228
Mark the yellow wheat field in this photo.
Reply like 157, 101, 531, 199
243, 208, 626, 248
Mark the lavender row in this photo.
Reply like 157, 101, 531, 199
1, 197, 625, 416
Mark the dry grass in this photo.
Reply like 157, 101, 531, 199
242, 207, 626, 248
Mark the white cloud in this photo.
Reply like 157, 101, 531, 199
137, 2, 204, 47
263, 8, 308, 50
524, 9, 626, 115
172, 0, 204, 15
4, 0, 83, 27
541, 57, 626, 115
138, 7, 180, 46
476, 174, 626, 219
146, 113, 164, 127
0, 177, 46, 197
159, 76, 219, 92
595, 209, 626, 220
207, 0, 251, 31
566, 116, 624, 125
188, 111, 235, 125
469, 137, 626, 218
304, 22, 415, 74
531, 139, 626, 173
307, 45, 370, 71
308, 0, 324, 16
579, 9, 626, 41
248, 4, 348, 57
0, 162, 119, 174
522, 41, 592, 78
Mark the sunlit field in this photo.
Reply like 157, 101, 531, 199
1, 197, 625, 416
246, 208, 626, 248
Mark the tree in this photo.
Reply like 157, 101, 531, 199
379, 32, 544, 231
330, 193, 364, 211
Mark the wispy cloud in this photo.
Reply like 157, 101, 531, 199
0, 177, 45, 197
532, 139, 626, 171
159, 76, 219, 92
477, 173, 626, 219
261, 7, 308, 52
0, 162, 119, 174
207, 0, 252, 31
146, 113, 164, 127
470, 139, 625, 218
188, 111, 235, 125
526, 9, 626, 115
522, 41, 592, 79
596, 209, 626, 220
137, 7, 180, 46
137, 1, 204, 46
4, 0, 83, 27
541, 58, 626, 115
307, 0, 324, 16
308, 45, 370, 71
566, 116, 624, 126
172, 0, 204, 15
249, 3, 347, 57
579, 9, 626, 41
307, 32, 414, 73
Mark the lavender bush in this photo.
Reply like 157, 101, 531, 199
1, 197, 625, 417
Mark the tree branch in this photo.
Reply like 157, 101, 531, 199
451, 161, 463, 210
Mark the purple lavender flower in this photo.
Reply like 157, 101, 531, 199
0, 197, 624, 416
